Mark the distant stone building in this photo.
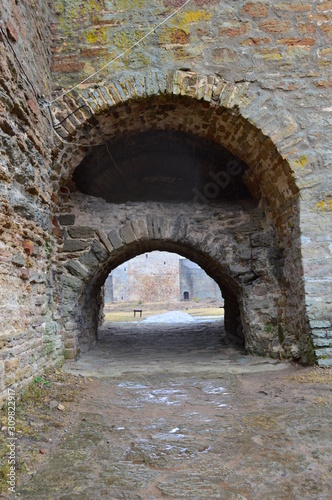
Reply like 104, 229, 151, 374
180, 259, 222, 302
105, 252, 222, 303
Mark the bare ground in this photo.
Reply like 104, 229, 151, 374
1, 320, 332, 499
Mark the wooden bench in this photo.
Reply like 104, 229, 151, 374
133, 309, 143, 317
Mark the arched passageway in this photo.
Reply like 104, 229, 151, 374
52, 71, 312, 364
58, 209, 279, 359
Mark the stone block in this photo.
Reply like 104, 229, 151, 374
119, 224, 136, 244
64, 339, 76, 348
317, 358, 332, 368
5, 358, 19, 372
67, 226, 95, 239
63, 240, 90, 252
131, 219, 149, 239
91, 240, 109, 262
96, 230, 114, 253
63, 348, 76, 360
62, 274, 82, 292
58, 214, 76, 226
65, 260, 89, 279
11, 253, 25, 267
311, 329, 328, 338
6, 20, 19, 42
152, 217, 162, 239
258, 19, 291, 33
241, 2, 269, 18
107, 230, 123, 249
79, 252, 99, 271
146, 215, 154, 238
310, 320, 331, 328
20, 268, 29, 280
30, 272, 46, 284
22, 240, 34, 255
312, 338, 332, 347
250, 233, 273, 247
316, 347, 332, 358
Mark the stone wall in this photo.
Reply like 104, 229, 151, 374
0, 0, 63, 401
105, 251, 222, 303
54, 193, 286, 357
48, 0, 332, 368
109, 252, 180, 303
0, 0, 331, 401
179, 258, 222, 302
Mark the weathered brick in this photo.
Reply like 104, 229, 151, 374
219, 21, 249, 37
258, 19, 291, 33
241, 2, 269, 18
51, 56, 84, 73
278, 37, 315, 46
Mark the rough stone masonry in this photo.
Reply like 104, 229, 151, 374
0, 0, 331, 401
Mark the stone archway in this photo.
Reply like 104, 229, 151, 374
51, 70, 312, 364
57, 204, 279, 360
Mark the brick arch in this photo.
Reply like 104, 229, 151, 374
53, 69, 300, 216
59, 213, 280, 359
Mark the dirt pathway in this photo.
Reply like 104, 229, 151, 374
16, 322, 332, 499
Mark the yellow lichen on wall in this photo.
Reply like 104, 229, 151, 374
116, 0, 148, 8
56, 0, 103, 36
290, 155, 308, 168
180, 10, 212, 26
159, 9, 211, 46
84, 27, 108, 45
316, 197, 332, 211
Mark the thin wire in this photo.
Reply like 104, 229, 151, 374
47, 0, 192, 106
50, 105, 124, 175
52, 126, 104, 147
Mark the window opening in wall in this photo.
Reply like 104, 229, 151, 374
183, 291, 190, 300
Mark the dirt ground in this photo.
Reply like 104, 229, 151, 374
1, 320, 332, 499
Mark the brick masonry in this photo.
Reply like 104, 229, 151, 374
108, 252, 180, 303
105, 251, 222, 303
0, 0, 331, 401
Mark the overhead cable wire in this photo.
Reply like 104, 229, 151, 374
48, 103, 124, 175
0, 1, 192, 168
